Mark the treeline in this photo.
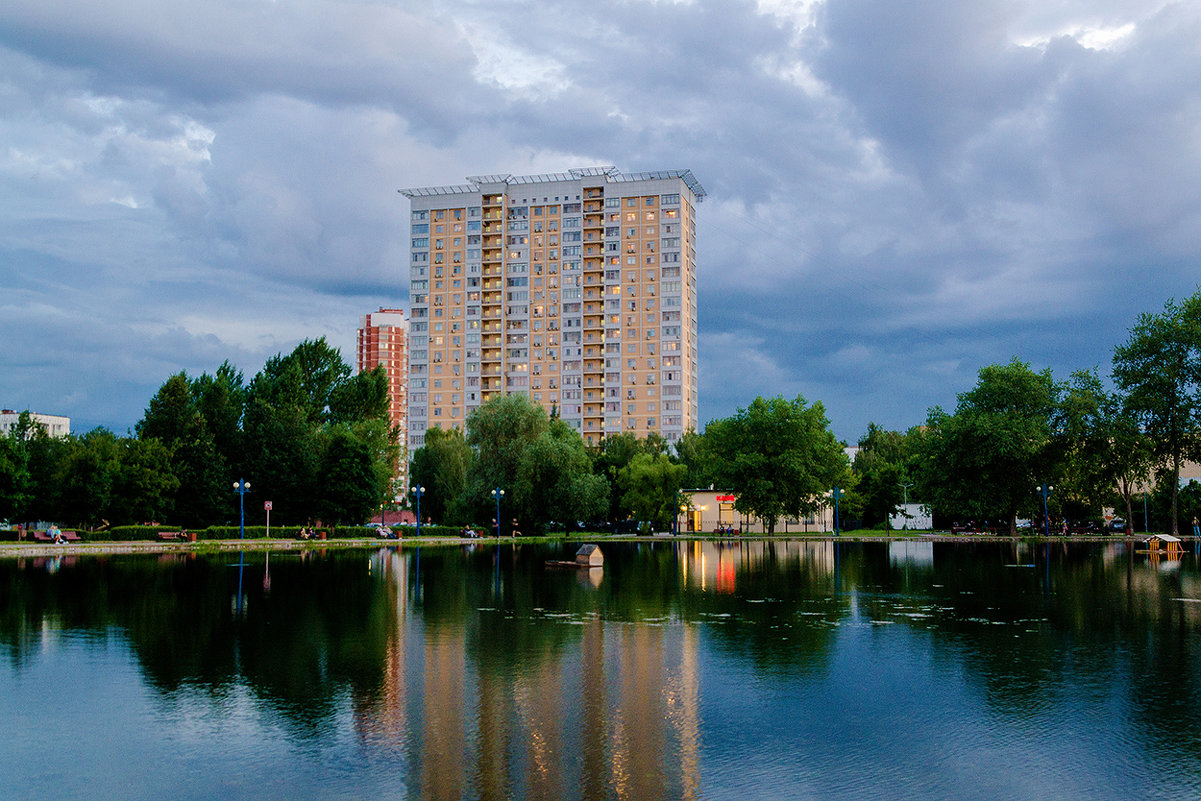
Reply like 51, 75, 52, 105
5, 290, 1200, 536
410, 392, 848, 535
0, 339, 400, 529
845, 291, 1201, 535
419, 289, 1201, 537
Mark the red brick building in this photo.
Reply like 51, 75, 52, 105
357, 308, 409, 494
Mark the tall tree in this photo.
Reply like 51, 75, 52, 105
1058, 369, 1152, 532
464, 394, 549, 523
915, 359, 1061, 534
109, 437, 180, 524
0, 430, 30, 523
852, 424, 916, 528
57, 429, 122, 528
409, 426, 472, 524
192, 361, 245, 465
316, 432, 379, 526
516, 418, 608, 531
1113, 294, 1201, 535
618, 452, 686, 531
705, 395, 848, 534
673, 428, 714, 490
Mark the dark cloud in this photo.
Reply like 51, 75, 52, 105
1, 0, 1199, 444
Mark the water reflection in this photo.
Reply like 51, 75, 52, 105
2, 542, 1201, 800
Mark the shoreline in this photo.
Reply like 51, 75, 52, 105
0, 532, 1181, 560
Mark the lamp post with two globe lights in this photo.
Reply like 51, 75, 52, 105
411, 485, 425, 537
491, 488, 504, 538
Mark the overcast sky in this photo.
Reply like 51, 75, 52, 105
3, 0, 1199, 442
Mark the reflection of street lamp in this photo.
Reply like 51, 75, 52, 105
410, 485, 425, 537
899, 482, 914, 532
233, 479, 251, 540
491, 488, 504, 538
1036, 483, 1053, 537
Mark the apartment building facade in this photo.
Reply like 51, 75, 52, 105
400, 167, 702, 450
356, 307, 409, 489
0, 410, 70, 438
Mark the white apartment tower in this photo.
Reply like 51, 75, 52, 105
401, 167, 702, 449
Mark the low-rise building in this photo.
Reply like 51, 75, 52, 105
0, 409, 70, 438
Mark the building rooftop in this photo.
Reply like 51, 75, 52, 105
400, 166, 706, 201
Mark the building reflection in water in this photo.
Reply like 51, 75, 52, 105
347, 541, 847, 799
679, 539, 835, 593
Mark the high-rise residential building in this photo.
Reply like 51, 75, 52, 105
400, 166, 703, 449
357, 307, 409, 489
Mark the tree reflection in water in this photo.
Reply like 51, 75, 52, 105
2, 541, 1201, 800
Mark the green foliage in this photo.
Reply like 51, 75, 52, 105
317, 432, 378, 526
0, 424, 31, 522
1112, 293, 1201, 534
852, 423, 918, 527
409, 426, 471, 524
15, 338, 398, 530
618, 452, 686, 531
108, 437, 179, 524
591, 432, 673, 522
706, 395, 849, 534
1057, 369, 1152, 528
915, 359, 1060, 533
57, 429, 123, 527
673, 428, 714, 489
328, 367, 390, 424
465, 394, 550, 523
516, 418, 609, 530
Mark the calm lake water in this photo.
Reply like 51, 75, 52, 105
3, 540, 1201, 800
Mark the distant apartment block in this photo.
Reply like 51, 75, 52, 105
0, 409, 70, 438
400, 167, 702, 449
357, 308, 409, 488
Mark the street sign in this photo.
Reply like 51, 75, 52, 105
264, 501, 273, 511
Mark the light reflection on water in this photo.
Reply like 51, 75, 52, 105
2, 541, 1201, 800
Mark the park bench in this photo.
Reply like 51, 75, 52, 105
31, 530, 80, 542
157, 531, 184, 542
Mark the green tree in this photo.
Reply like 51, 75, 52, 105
240, 398, 319, 524
706, 395, 848, 534
618, 452, 686, 531
1112, 294, 1201, 536
317, 432, 379, 526
328, 367, 390, 424
192, 361, 245, 466
852, 424, 916, 528
674, 428, 714, 490
0, 431, 31, 523
1058, 369, 1152, 531
57, 429, 122, 528
516, 418, 609, 531
22, 423, 69, 524
590, 432, 668, 522
465, 395, 549, 524
137, 373, 197, 444
915, 359, 1061, 534
138, 372, 231, 526
409, 426, 472, 524
109, 437, 180, 524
